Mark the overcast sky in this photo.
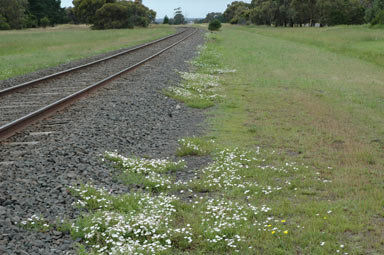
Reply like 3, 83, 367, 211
60, 0, 251, 19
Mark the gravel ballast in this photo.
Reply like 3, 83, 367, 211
0, 28, 206, 255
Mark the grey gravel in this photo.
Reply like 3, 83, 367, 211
0, 28, 206, 254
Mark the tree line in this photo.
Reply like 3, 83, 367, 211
162, 7, 187, 25
0, 0, 156, 30
0, 0, 66, 29
73, 0, 156, 29
223, 0, 384, 26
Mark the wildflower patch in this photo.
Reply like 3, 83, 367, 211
164, 34, 235, 109
176, 137, 214, 156
19, 214, 51, 232
105, 152, 185, 191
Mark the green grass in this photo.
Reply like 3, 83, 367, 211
203, 24, 384, 254
163, 43, 226, 109
175, 137, 215, 156
246, 25, 384, 68
0, 24, 175, 81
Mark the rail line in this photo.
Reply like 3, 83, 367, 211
0, 27, 197, 141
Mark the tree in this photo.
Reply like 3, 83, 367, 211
173, 7, 185, 25
208, 19, 222, 31
163, 15, 169, 24
202, 12, 226, 23
28, 0, 66, 26
91, 0, 156, 29
371, 9, 384, 24
365, 0, 384, 24
0, 14, 10, 30
73, 0, 115, 24
224, 1, 250, 24
317, 0, 365, 26
223, 0, 367, 27
65, 7, 79, 24
40, 16, 50, 27
0, 0, 28, 29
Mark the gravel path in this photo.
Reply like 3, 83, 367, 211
0, 28, 206, 255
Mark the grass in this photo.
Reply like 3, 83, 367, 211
0, 24, 175, 81
162, 43, 231, 109
204, 25, 384, 254
104, 151, 185, 192
175, 137, 215, 156
246, 25, 384, 68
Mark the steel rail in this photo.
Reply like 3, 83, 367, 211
0, 28, 191, 97
0, 28, 197, 141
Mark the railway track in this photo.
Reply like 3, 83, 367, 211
0, 27, 197, 141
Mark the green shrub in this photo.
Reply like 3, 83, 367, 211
0, 15, 10, 30
40, 17, 50, 28
371, 10, 384, 25
93, 3, 133, 29
208, 19, 222, 31
24, 15, 38, 28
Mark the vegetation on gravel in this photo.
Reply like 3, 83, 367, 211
0, 25, 174, 81
175, 137, 214, 156
163, 34, 235, 109
105, 152, 186, 192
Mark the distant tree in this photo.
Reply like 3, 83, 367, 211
93, 2, 133, 29
28, 0, 66, 26
0, 14, 10, 30
222, 0, 366, 27
208, 19, 222, 31
40, 16, 50, 27
73, 0, 115, 24
24, 15, 38, 28
317, 0, 365, 26
163, 15, 169, 24
365, 0, 384, 24
91, 0, 156, 29
0, 0, 28, 29
224, 1, 250, 24
371, 10, 384, 24
65, 7, 79, 24
173, 7, 185, 25
200, 12, 226, 23
131, 0, 156, 27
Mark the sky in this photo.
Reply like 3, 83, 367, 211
60, 0, 251, 19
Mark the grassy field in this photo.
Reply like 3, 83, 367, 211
0, 24, 175, 81
19, 25, 384, 254
203, 25, 384, 254
249, 25, 384, 68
